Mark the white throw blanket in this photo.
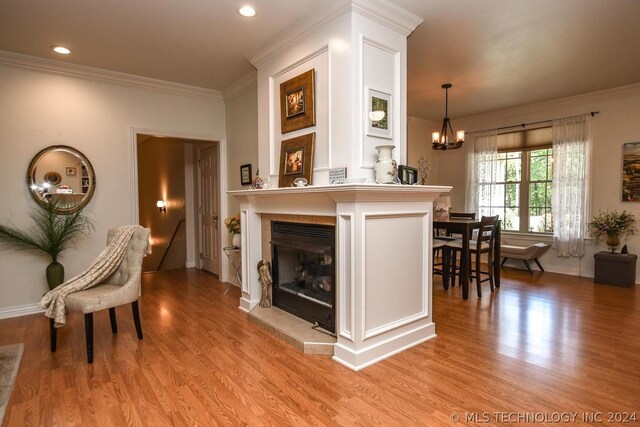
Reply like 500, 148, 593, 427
40, 225, 147, 327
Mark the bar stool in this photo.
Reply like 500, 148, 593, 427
433, 238, 451, 290
446, 215, 499, 298
443, 212, 476, 286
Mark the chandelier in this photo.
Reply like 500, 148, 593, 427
432, 83, 465, 150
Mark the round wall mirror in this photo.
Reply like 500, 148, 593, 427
26, 145, 96, 214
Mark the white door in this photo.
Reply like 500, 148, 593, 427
199, 145, 219, 275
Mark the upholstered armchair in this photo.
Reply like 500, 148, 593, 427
50, 227, 151, 363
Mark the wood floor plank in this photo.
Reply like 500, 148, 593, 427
2, 267, 639, 426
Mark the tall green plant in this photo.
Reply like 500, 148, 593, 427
0, 200, 93, 289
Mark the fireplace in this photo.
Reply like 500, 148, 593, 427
271, 221, 336, 333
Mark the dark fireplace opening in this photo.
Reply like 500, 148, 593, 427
271, 221, 335, 333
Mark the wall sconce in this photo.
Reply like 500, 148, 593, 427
156, 200, 167, 213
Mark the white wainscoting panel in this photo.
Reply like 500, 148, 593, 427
362, 212, 428, 339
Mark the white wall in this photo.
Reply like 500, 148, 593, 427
407, 117, 440, 184
225, 83, 259, 196
225, 82, 259, 241
0, 63, 226, 313
417, 83, 640, 278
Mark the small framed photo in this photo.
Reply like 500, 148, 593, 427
240, 164, 252, 186
278, 133, 315, 187
367, 88, 392, 139
398, 165, 418, 185
280, 69, 316, 134
65, 167, 76, 176
329, 167, 347, 184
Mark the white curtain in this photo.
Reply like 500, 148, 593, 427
466, 130, 498, 216
552, 114, 592, 257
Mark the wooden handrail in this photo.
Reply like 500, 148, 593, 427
156, 218, 186, 271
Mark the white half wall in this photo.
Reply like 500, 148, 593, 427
0, 62, 226, 312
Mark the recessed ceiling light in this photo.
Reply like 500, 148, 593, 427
238, 6, 256, 17
51, 46, 71, 55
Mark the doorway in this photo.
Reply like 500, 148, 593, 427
135, 134, 223, 276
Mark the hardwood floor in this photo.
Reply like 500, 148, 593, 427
1, 268, 639, 426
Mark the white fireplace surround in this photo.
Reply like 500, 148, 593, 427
230, 183, 450, 370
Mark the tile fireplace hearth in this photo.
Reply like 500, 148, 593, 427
248, 305, 335, 355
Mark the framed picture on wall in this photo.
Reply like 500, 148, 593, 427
398, 165, 418, 185
366, 88, 392, 139
240, 163, 252, 186
278, 133, 315, 187
279, 69, 316, 134
65, 167, 76, 176
623, 142, 640, 201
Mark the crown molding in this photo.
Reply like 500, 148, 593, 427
351, 0, 423, 37
248, 1, 350, 68
222, 71, 257, 102
0, 50, 223, 99
408, 116, 439, 127
248, 0, 422, 68
458, 82, 640, 124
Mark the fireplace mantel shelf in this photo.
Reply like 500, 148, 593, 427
228, 183, 452, 203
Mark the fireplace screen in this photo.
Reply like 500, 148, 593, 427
271, 221, 335, 332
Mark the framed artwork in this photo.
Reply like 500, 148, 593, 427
65, 167, 76, 176
367, 88, 392, 139
398, 165, 418, 185
623, 142, 640, 201
44, 171, 62, 185
240, 163, 252, 186
278, 133, 315, 187
280, 69, 316, 134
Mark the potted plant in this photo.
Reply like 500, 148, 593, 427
224, 215, 241, 248
0, 201, 92, 289
588, 210, 637, 253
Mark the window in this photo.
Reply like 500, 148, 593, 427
477, 128, 553, 234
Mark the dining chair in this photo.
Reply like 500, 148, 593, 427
446, 215, 499, 298
446, 212, 476, 237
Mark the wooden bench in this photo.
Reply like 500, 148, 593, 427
500, 242, 550, 274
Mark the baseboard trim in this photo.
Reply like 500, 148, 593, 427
0, 303, 45, 320
332, 322, 436, 371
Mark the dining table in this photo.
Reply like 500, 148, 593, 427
432, 217, 501, 300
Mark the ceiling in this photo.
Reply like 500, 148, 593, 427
2, 0, 640, 121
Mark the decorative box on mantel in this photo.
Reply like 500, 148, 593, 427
229, 183, 451, 371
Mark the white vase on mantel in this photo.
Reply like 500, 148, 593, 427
374, 144, 398, 184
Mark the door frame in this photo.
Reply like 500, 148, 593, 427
129, 127, 229, 283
